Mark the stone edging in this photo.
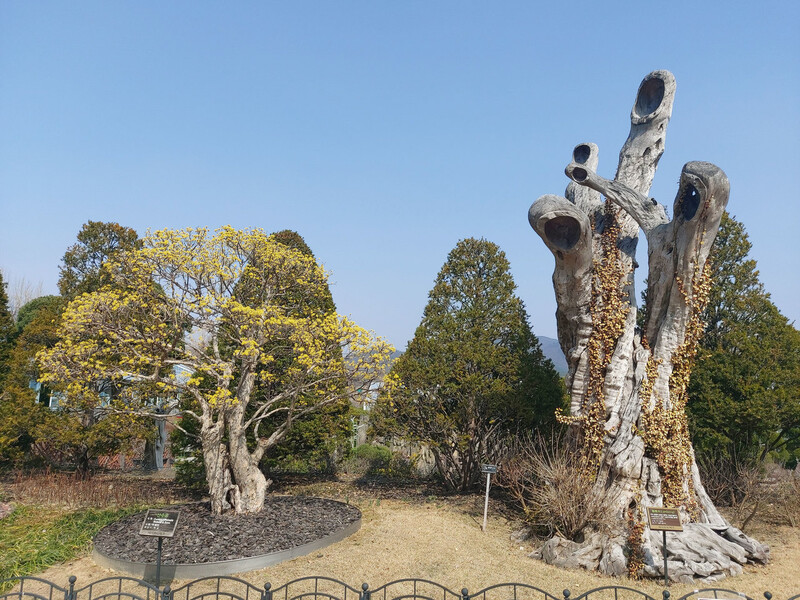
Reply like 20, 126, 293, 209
92, 516, 361, 580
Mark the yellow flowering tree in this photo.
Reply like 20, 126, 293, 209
38, 226, 394, 514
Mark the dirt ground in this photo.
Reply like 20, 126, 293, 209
29, 479, 800, 599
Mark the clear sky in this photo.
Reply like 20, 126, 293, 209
1, 1, 798, 350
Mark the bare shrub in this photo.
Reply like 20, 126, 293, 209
697, 452, 751, 508
773, 473, 800, 527
8, 470, 180, 508
698, 454, 800, 531
698, 453, 768, 532
6, 275, 43, 321
496, 433, 617, 540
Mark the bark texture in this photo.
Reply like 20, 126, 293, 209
527, 70, 769, 582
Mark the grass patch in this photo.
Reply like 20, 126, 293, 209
0, 504, 143, 584
0, 470, 189, 588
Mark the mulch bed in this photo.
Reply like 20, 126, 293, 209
93, 496, 361, 564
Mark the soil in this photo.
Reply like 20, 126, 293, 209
93, 496, 361, 564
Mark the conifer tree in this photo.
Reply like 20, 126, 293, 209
375, 238, 564, 491
0, 271, 15, 389
688, 213, 800, 467
15, 295, 61, 333
262, 230, 352, 471
0, 296, 62, 464
58, 221, 140, 298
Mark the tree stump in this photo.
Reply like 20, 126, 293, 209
527, 70, 769, 582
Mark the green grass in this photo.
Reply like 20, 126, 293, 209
0, 504, 142, 584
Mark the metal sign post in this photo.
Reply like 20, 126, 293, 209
139, 509, 181, 587
645, 507, 683, 587
480, 464, 498, 532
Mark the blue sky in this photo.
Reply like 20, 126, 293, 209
1, 1, 798, 350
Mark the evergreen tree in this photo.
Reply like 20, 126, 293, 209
374, 238, 564, 491
16, 295, 61, 333
261, 230, 351, 472
0, 271, 15, 389
58, 221, 140, 298
688, 213, 800, 467
0, 296, 63, 464
701, 213, 767, 347
270, 229, 316, 258
55, 222, 151, 475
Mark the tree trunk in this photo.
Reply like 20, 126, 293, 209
143, 413, 167, 471
227, 401, 271, 513
200, 417, 238, 515
527, 70, 768, 582
143, 438, 157, 471
75, 446, 91, 480
201, 401, 273, 515
154, 416, 166, 470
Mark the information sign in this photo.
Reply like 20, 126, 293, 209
645, 507, 683, 532
480, 464, 498, 474
139, 509, 181, 538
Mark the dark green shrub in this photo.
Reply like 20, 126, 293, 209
341, 444, 415, 478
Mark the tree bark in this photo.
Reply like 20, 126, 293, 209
200, 417, 238, 515
198, 359, 274, 515
227, 400, 271, 514
527, 70, 769, 582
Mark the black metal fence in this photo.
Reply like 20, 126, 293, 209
0, 576, 791, 600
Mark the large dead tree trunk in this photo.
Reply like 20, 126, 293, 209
527, 70, 769, 583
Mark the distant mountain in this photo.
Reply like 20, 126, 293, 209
538, 335, 567, 376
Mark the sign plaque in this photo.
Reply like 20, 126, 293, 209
480, 464, 498, 532
139, 509, 181, 538
646, 506, 682, 586
645, 507, 683, 532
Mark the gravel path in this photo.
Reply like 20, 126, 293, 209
93, 497, 361, 564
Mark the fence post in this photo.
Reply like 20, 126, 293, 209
263, 583, 272, 600
160, 585, 171, 600
662, 591, 670, 600
764, 594, 772, 600
67, 576, 77, 600
360, 583, 370, 600
562, 590, 570, 600
461, 588, 469, 600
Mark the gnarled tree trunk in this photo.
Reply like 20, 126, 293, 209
527, 70, 769, 583
199, 401, 272, 515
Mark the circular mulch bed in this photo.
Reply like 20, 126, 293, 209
93, 496, 361, 574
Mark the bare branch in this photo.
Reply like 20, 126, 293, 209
565, 162, 669, 234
